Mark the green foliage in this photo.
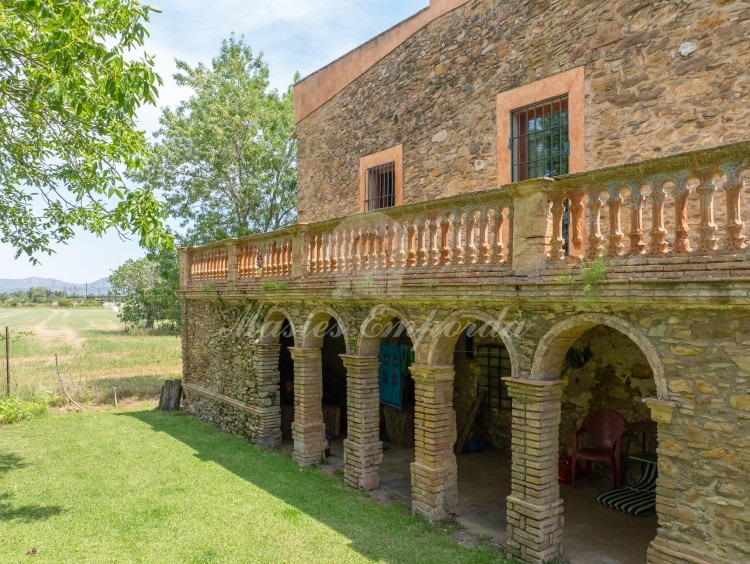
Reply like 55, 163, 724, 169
0, 0, 173, 259
557, 257, 608, 294
133, 35, 297, 244
110, 253, 179, 329
260, 280, 289, 292
0, 395, 49, 424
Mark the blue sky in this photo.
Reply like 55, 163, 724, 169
1, 0, 428, 282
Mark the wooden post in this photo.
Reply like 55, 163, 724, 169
159, 379, 183, 411
5, 326, 9, 396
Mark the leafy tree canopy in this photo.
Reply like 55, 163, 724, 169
110, 254, 177, 329
134, 35, 297, 245
0, 0, 171, 260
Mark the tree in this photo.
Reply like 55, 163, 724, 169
110, 257, 170, 329
0, 0, 171, 260
134, 35, 297, 245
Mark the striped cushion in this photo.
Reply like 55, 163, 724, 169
596, 462, 657, 516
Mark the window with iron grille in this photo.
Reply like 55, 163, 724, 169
511, 94, 569, 182
477, 344, 512, 411
365, 161, 396, 211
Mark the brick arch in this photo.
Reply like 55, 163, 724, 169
357, 305, 418, 357
300, 306, 352, 353
426, 309, 522, 377
531, 313, 667, 399
259, 307, 296, 345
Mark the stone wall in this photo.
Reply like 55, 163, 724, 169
180, 291, 750, 562
453, 332, 513, 455
559, 325, 655, 451
296, 0, 750, 223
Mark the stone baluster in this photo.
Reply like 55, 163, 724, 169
379, 224, 388, 270
440, 213, 451, 265
286, 239, 294, 276
586, 190, 605, 258
550, 195, 565, 261
274, 242, 281, 277
465, 210, 478, 264
415, 218, 426, 266
672, 174, 692, 255
429, 216, 440, 266
410, 365, 458, 521
290, 347, 326, 466
360, 228, 369, 270
720, 166, 746, 251
453, 211, 465, 265
479, 207, 491, 264
405, 220, 416, 268
353, 227, 362, 271
328, 232, 337, 272
253, 344, 282, 447
648, 181, 669, 256
697, 172, 719, 253
504, 378, 565, 563
342, 228, 352, 272
629, 187, 647, 255
568, 192, 586, 258
324, 232, 333, 273
341, 355, 382, 490
396, 221, 407, 268
334, 230, 343, 272
505, 208, 514, 261
606, 186, 626, 257
387, 222, 397, 269
493, 206, 506, 263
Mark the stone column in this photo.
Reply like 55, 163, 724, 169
290, 347, 326, 465
504, 378, 565, 563
409, 364, 458, 521
253, 343, 282, 447
341, 355, 382, 490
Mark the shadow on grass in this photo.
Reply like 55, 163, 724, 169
0, 456, 66, 522
124, 410, 501, 563
0, 453, 27, 474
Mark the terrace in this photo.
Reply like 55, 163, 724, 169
179, 142, 750, 293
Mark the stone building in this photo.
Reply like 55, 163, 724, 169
178, 1, 750, 562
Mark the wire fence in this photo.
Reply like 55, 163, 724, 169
1, 308, 182, 404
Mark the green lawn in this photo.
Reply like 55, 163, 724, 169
0, 308, 181, 401
0, 407, 508, 563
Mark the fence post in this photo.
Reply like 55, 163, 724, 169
5, 326, 9, 396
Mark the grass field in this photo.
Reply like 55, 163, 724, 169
0, 407, 509, 563
0, 308, 181, 402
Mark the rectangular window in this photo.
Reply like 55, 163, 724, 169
477, 344, 512, 411
365, 161, 396, 211
359, 145, 403, 212
511, 94, 569, 182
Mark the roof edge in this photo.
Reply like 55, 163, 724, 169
294, 0, 472, 124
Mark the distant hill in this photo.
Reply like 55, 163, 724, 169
0, 277, 111, 295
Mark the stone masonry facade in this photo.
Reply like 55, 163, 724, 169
180, 1, 750, 562
297, 0, 750, 224
181, 289, 750, 563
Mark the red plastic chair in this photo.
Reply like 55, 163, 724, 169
571, 408, 628, 489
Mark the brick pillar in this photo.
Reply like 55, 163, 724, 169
254, 344, 282, 447
289, 347, 326, 465
643, 398, 714, 564
504, 378, 565, 563
409, 364, 458, 521
341, 355, 382, 490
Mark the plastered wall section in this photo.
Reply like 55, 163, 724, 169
296, 0, 750, 224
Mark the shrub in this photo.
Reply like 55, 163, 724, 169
0, 396, 50, 424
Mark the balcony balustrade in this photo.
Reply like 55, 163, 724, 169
180, 143, 750, 291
